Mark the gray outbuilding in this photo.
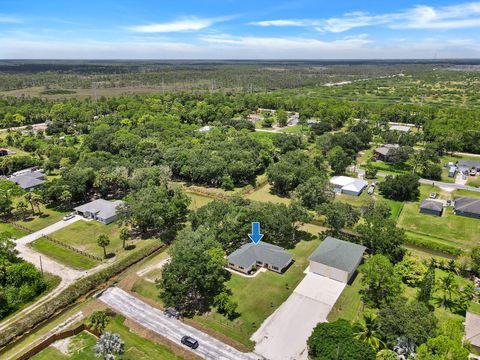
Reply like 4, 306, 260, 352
308, 236, 366, 283
454, 197, 480, 219
419, 199, 444, 216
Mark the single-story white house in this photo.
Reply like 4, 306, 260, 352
74, 199, 124, 224
330, 176, 368, 196
389, 125, 411, 132
309, 236, 366, 283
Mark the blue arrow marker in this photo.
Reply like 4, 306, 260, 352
248, 222, 264, 245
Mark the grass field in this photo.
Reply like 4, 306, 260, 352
16, 206, 67, 232
245, 183, 291, 205
30, 316, 182, 360
0, 222, 28, 238
186, 192, 214, 210
48, 220, 133, 259
30, 237, 99, 270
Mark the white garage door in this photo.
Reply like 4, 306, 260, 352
309, 261, 348, 283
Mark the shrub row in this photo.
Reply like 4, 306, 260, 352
405, 235, 462, 257
0, 240, 165, 350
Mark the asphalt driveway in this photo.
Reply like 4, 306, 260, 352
251, 273, 345, 360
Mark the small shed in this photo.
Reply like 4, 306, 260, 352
419, 199, 444, 216
309, 237, 366, 283
448, 166, 457, 178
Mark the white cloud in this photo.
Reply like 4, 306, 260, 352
249, 1, 480, 32
0, 14, 22, 24
127, 16, 229, 33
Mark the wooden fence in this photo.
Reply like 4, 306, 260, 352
8, 221, 33, 233
41, 234, 103, 261
16, 324, 88, 360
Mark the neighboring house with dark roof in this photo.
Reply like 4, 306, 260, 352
374, 144, 399, 161
74, 199, 125, 224
227, 242, 293, 274
330, 176, 368, 196
465, 312, 480, 353
457, 160, 480, 174
309, 236, 366, 283
9, 170, 45, 190
419, 199, 444, 216
454, 197, 480, 219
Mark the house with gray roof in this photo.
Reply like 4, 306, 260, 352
227, 242, 292, 275
309, 236, 366, 283
374, 144, 399, 162
389, 125, 411, 132
74, 198, 125, 224
454, 197, 480, 219
419, 199, 444, 216
9, 170, 45, 190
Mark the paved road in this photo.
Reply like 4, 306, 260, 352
357, 169, 480, 192
99, 287, 262, 360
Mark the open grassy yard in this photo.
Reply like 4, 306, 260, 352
245, 183, 291, 205
397, 185, 480, 252
16, 205, 67, 232
194, 238, 321, 349
48, 220, 139, 259
0, 221, 28, 238
186, 192, 214, 210
30, 316, 182, 360
30, 237, 99, 270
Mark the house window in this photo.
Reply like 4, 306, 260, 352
239, 266, 244, 270
272, 266, 279, 271
256, 260, 263, 265
229, 263, 234, 267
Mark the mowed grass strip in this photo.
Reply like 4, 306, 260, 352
30, 238, 98, 270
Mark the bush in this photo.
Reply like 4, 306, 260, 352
405, 235, 462, 256
0, 241, 165, 348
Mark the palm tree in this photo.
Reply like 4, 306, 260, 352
119, 227, 129, 250
24, 192, 35, 214
86, 310, 110, 334
352, 312, 386, 350
438, 272, 457, 308
16, 200, 28, 220
97, 234, 110, 259
30, 193, 43, 214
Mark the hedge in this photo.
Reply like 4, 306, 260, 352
405, 235, 462, 257
0, 240, 165, 349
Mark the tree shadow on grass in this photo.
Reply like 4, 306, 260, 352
105, 252, 116, 259
124, 244, 136, 251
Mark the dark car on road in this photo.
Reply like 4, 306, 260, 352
181, 336, 199, 349
164, 307, 180, 319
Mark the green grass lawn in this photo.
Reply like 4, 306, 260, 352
186, 192, 214, 210
245, 183, 291, 205
0, 221, 28, 238
194, 238, 321, 349
16, 206, 67, 232
30, 238, 99, 270
30, 316, 182, 360
467, 177, 480, 188
48, 220, 145, 259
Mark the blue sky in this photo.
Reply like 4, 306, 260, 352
1, 0, 480, 59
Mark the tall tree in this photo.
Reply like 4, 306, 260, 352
352, 312, 386, 350
417, 262, 436, 304
97, 234, 110, 259
318, 202, 360, 234
86, 310, 110, 334
159, 227, 228, 315
360, 255, 403, 307
437, 272, 456, 308
328, 146, 352, 175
